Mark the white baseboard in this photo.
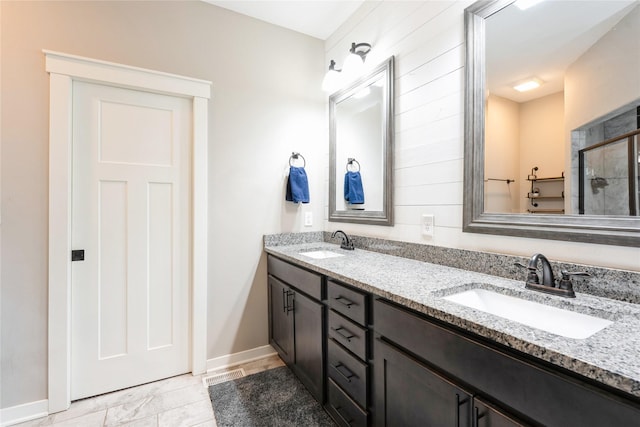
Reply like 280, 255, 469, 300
0, 399, 48, 427
206, 345, 277, 372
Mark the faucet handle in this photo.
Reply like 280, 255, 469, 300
560, 270, 591, 278
514, 262, 539, 284
557, 270, 591, 292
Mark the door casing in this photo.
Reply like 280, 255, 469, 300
45, 50, 211, 414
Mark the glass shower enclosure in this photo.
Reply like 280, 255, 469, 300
579, 130, 640, 216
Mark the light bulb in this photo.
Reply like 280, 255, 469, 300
322, 69, 342, 93
342, 53, 365, 83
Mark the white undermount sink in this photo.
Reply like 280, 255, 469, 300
299, 250, 345, 260
442, 288, 613, 339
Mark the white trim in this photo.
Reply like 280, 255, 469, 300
44, 50, 210, 98
46, 51, 211, 414
0, 399, 48, 427
206, 345, 278, 372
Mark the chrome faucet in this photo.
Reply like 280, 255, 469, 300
515, 253, 590, 298
331, 230, 355, 250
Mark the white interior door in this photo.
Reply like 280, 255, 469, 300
71, 81, 192, 400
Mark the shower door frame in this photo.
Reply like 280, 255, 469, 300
578, 129, 640, 216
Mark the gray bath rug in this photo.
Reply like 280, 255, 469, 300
208, 366, 336, 427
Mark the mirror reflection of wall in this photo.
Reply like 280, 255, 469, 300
485, 92, 564, 213
483, 0, 640, 216
329, 55, 393, 225
334, 83, 384, 212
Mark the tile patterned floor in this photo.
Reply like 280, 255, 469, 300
17, 355, 285, 427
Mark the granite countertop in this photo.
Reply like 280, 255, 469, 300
264, 241, 640, 399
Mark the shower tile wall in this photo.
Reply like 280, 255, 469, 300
572, 105, 639, 215
582, 139, 630, 215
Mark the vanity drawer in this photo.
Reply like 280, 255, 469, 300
328, 310, 367, 360
267, 255, 322, 300
328, 338, 368, 408
327, 379, 368, 427
327, 279, 367, 325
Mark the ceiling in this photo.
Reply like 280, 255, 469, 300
486, 0, 638, 103
203, 0, 365, 40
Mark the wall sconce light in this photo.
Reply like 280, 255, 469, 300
321, 60, 342, 93
322, 42, 372, 93
342, 42, 371, 80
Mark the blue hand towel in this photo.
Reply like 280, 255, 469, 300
344, 171, 365, 204
286, 166, 310, 203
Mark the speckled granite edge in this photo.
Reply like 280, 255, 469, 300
320, 232, 640, 304
263, 232, 323, 247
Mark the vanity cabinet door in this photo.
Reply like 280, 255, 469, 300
292, 290, 325, 402
268, 276, 294, 364
267, 256, 326, 402
373, 338, 471, 427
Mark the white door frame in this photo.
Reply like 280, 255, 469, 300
45, 50, 211, 414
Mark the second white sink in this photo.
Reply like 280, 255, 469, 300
299, 250, 345, 260
442, 288, 613, 339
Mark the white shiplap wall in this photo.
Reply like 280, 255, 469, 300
323, 0, 639, 271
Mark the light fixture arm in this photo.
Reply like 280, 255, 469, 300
350, 42, 372, 60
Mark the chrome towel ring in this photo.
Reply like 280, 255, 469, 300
346, 158, 361, 172
289, 152, 306, 167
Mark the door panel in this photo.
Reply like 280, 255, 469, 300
268, 276, 294, 364
98, 180, 128, 359
292, 291, 324, 401
71, 81, 192, 400
374, 338, 471, 427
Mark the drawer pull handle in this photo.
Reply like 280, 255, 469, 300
334, 295, 355, 308
331, 326, 355, 342
332, 362, 357, 382
455, 393, 469, 427
285, 290, 294, 314
473, 406, 485, 427
334, 405, 354, 425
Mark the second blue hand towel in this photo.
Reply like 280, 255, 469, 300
344, 171, 365, 204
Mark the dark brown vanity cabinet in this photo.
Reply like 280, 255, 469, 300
326, 279, 370, 427
266, 255, 640, 426
267, 255, 324, 402
374, 337, 525, 427
373, 298, 640, 427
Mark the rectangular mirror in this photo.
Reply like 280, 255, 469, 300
329, 56, 394, 225
464, 0, 640, 246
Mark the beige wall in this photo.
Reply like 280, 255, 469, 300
324, 1, 639, 268
518, 92, 565, 212
565, 4, 640, 133
485, 92, 565, 214
485, 94, 520, 213
1, 1, 325, 409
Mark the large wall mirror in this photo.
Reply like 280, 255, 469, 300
329, 56, 394, 225
464, 0, 640, 246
